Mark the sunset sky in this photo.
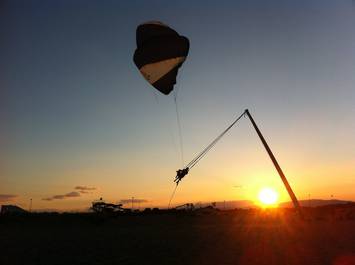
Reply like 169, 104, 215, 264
1, 1, 354, 211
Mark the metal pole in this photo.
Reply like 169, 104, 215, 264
245, 109, 302, 216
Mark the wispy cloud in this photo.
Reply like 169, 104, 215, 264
75, 186, 96, 194
65, 191, 81, 197
42, 191, 80, 201
119, 199, 148, 204
43, 186, 96, 201
0, 194, 18, 202
75, 186, 96, 191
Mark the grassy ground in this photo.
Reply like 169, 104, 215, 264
1, 209, 355, 265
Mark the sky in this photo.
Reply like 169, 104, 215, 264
1, 0, 354, 211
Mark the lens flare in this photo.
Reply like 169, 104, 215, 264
258, 187, 279, 206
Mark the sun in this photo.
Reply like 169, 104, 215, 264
258, 187, 279, 206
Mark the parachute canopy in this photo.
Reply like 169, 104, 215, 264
133, 21, 190, 95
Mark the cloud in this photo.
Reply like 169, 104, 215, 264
75, 186, 96, 191
53, 195, 65, 200
65, 191, 80, 197
119, 199, 148, 204
0, 194, 18, 202
42, 191, 80, 201
74, 186, 96, 194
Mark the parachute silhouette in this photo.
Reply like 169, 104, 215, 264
133, 21, 190, 95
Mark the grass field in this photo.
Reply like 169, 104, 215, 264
1, 208, 355, 265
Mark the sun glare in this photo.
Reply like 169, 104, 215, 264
258, 187, 279, 206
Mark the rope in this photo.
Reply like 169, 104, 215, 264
174, 90, 184, 167
168, 182, 179, 209
166, 90, 184, 208
167, 110, 246, 206
186, 110, 246, 169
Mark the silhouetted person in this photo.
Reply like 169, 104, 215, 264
174, 167, 189, 184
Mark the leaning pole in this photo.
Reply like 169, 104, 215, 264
245, 109, 303, 217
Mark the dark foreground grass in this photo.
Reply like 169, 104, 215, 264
1, 208, 355, 265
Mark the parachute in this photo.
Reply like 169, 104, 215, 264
133, 21, 190, 95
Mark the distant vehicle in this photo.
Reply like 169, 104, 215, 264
175, 203, 194, 211
91, 198, 125, 214
1, 205, 28, 215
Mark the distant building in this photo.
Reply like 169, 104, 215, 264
1, 205, 28, 215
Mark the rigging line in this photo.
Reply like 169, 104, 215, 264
189, 110, 245, 167
168, 124, 180, 162
168, 182, 179, 209
153, 90, 179, 159
186, 110, 246, 169
186, 131, 226, 168
190, 110, 246, 164
168, 111, 245, 206
188, 126, 233, 168
174, 90, 184, 167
